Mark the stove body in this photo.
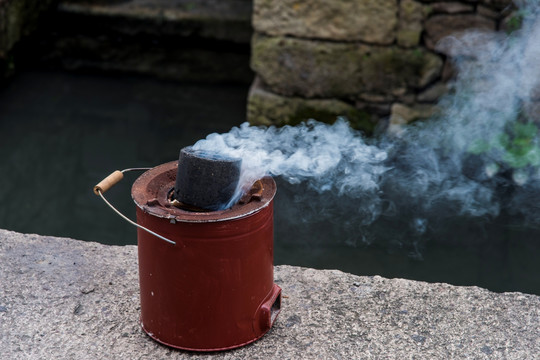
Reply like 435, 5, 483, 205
131, 161, 281, 351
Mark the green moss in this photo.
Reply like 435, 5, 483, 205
248, 87, 375, 134
505, 12, 524, 34
252, 34, 364, 98
361, 47, 430, 91
401, 1, 416, 17
288, 104, 374, 133
468, 120, 540, 169
397, 30, 422, 47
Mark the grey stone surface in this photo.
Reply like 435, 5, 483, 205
253, 0, 398, 45
477, 4, 502, 19
251, 34, 443, 99
417, 82, 449, 103
479, 0, 513, 11
428, 2, 475, 14
388, 103, 438, 135
424, 14, 497, 53
248, 0, 515, 128
422, 0, 511, 6
1, 228, 539, 359
397, 0, 427, 48
251, 34, 362, 98
247, 78, 376, 132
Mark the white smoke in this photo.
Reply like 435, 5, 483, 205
191, 1, 540, 248
193, 119, 389, 203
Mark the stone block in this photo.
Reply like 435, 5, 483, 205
428, 2, 475, 14
441, 59, 456, 81
253, 0, 398, 45
390, 103, 437, 125
397, 0, 426, 48
477, 4, 501, 19
417, 82, 449, 103
479, 0, 513, 10
247, 78, 376, 132
251, 34, 443, 99
421, 0, 477, 2
355, 100, 392, 118
358, 47, 443, 96
424, 14, 496, 54
251, 34, 363, 98
388, 103, 438, 135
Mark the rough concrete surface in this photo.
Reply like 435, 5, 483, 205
0, 229, 538, 359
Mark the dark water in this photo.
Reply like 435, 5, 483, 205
1, 71, 538, 295
0, 70, 246, 243
273, 178, 540, 295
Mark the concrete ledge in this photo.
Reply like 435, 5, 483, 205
0, 229, 538, 359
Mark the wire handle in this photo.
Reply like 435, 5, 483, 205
94, 168, 176, 245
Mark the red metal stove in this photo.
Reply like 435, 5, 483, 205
95, 161, 281, 351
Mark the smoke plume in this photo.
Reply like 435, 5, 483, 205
192, 1, 540, 251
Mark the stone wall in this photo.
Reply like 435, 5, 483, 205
0, 0, 255, 84
247, 0, 516, 132
0, 0, 57, 77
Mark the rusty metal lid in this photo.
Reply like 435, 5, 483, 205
131, 161, 276, 223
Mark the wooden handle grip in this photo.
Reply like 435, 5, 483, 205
93, 170, 124, 195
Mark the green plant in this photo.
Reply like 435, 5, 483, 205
506, 12, 524, 34
505, 9, 535, 35
469, 121, 540, 170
